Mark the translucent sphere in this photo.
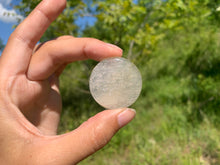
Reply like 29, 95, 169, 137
89, 57, 142, 109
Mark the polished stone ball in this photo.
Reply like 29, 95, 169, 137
89, 57, 142, 109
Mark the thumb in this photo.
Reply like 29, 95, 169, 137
43, 108, 136, 164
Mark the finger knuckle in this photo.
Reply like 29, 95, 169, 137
90, 123, 111, 151
56, 35, 74, 40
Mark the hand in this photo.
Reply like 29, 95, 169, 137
0, 0, 136, 164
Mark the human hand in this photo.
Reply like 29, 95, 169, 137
0, 0, 136, 164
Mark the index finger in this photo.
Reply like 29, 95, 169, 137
0, 0, 66, 76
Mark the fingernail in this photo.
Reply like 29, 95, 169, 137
117, 108, 136, 128
106, 43, 123, 53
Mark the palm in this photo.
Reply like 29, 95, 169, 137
10, 74, 61, 135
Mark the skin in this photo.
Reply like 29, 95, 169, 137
0, 0, 136, 164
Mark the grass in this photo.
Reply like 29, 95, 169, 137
78, 102, 220, 165
59, 73, 220, 164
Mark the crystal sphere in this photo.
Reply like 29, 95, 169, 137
89, 57, 142, 109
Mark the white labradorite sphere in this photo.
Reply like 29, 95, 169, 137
89, 57, 142, 109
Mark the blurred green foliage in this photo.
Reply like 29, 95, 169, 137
16, 0, 220, 164
0, 38, 4, 52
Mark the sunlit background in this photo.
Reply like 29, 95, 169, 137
1, 0, 220, 164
